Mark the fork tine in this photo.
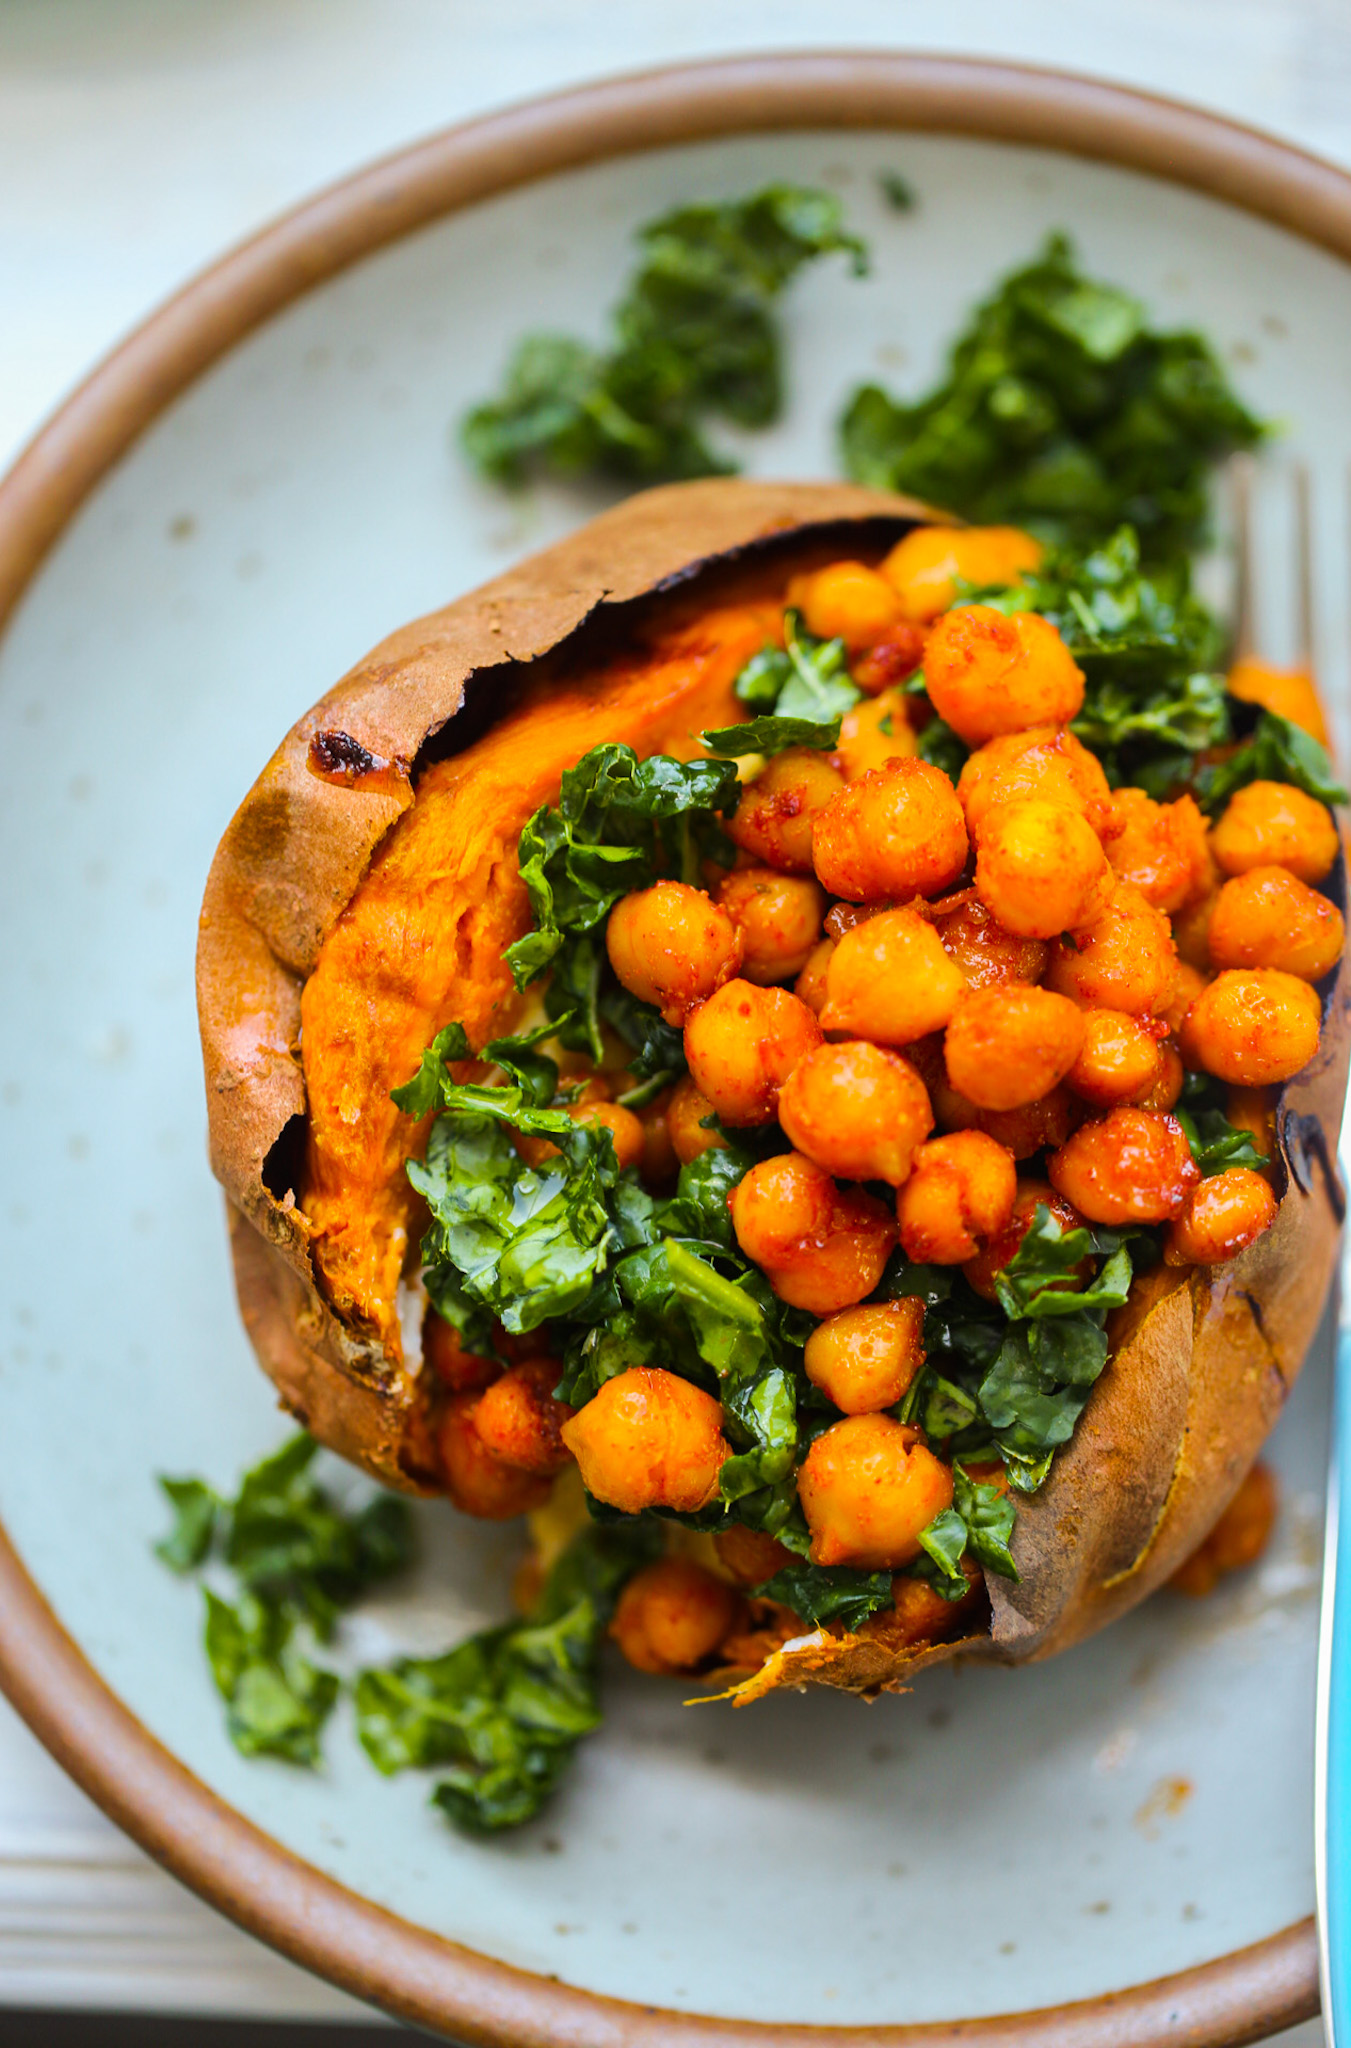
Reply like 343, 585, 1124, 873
1294, 457, 1315, 673
1230, 451, 1257, 661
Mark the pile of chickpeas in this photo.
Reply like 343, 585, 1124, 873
426, 525, 1344, 1679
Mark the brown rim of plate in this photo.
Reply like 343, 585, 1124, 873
0, 48, 1339, 2044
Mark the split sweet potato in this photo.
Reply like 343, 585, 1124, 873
197, 478, 1348, 1699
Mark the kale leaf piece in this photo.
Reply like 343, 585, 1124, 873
155, 1477, 220, 1572
758, 1562, 892, 1629
354, 1519, 661, 1833
840, 232, 1263, 560
223, 1434, 413, 1638
916, 1466, 1019, 1599
155, 1434, 414, 1766
462, 185, 867, 486
702, 609, 861, 756
505, 741, 739, 1064
403, 1016, 657, 1337
982, 526, 1230, 792
1195, 709, 1347, 815
203, 1588, 340, 1766
1174, 1073, 1270, 1176
663, 1240, 800, 1522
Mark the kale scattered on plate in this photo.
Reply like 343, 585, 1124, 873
840, 232, 1263, 560
461, 184, 867, 486
155, 1435, 413, 1765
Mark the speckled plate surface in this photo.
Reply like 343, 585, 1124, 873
0, 54, 1348, 2043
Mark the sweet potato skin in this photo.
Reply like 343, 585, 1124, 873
197, 480, 935, 1486
199, 476, 1347, 1701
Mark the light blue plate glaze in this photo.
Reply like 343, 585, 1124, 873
1, 128, 1349, 2025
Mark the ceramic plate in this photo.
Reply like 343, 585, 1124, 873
0, 55, 1348, 2045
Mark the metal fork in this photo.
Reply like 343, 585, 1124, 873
1236, 453, 1351, 2048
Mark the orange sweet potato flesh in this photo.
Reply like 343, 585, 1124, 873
299, 601, 775, 1352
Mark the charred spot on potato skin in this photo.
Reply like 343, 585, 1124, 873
308, 729, 411, 795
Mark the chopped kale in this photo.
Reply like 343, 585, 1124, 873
506, 741, 739, 1064
1175, 1073, 1270, 1176
203, 1588, 339, 1766
983, 525, 1230, 791
840, 232, 1263, 559
1195, 709, 1347, 814
758, 1562, 892, 1629
155, 1435, 413, 1766
354, 1520, 661, 1833
406, 1037, 657, 1337
155, 1477, 219, 1572
462, 185, 866, 486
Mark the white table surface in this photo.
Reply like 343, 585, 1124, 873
0, 0, 1345, 2028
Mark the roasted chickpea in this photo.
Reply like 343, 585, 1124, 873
1105, 790, 1210, 915
667, 1073, 725, 1163
1210, 780, 1339, 885
832, 685, 919, 783
1066, 1007, 1166, 1108
473, 1359, 575, 1476
944, 986, 1086, 1111
930, 1069, 1081, 1159
878, 1565, 983, 1646
897, 1129, 1018, 1263
716, 866, 826, 985
812, 756, 968, 904
714, 1524, 796, 1587
684, 979, 823, 1126
436, 1392, 554, 1519
573, 1099, 644, 1170
1179, 968, 1322, 1086
514, 1096, 646, 1173
923, 605, 1085, 747
778, 1040, 934, 1185
790, 559, 903, 650
852, 624, 929, 695
880, 524, 1043, 623
1207, 865, 1345, 982
931, 894, 1050, 990
560, 1366, 729, 1515
794, 936, 835, 1017
1227, 655, 1329, 746
1164, 1168, 1278, 1267
1048, 1107, 1199, 1225
610, 1558, 743, 1675
963, 1179, 1086, 1300
423, 1310, 500, 1393
803, 1298, 927, 1414
958, 724, 1114, 839
727, 749, 845, 874
798, 1415, 954, 1568
974, 799, 1114, 940
606, 880, 743, 1026
1047, 882, 1179, 1017
1170, 1461, 1278, 1596
1139, 1042, 1185, 1112
820, 906, 967, 1045
729, 1151, 896, 1314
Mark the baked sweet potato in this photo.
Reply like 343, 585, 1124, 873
197, 478, 1349, 1701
